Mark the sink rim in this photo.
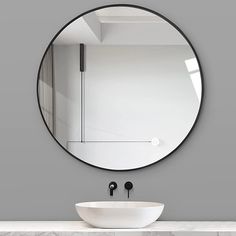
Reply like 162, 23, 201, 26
76, 201, 164, 209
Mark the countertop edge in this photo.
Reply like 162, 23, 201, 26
1, 221, 236, 232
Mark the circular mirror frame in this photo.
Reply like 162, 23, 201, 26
37, 4, 204, 171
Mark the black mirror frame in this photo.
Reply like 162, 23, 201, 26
36, 4, 204, 172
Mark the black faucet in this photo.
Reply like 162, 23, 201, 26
108, 181, 117, 196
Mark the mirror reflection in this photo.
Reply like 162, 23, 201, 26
38, 6, 202, 170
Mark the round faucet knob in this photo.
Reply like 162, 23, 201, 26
124, 181, 133, 190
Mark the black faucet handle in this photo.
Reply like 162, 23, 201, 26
124, 181, 133, 198
109, 181, 117, 196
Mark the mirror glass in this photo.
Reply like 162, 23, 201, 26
38, 5, 202, 170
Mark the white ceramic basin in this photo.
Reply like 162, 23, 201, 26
75, 201, 164, 228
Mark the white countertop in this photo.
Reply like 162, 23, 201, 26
0, 221, 236, 232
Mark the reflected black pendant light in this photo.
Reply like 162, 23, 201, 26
80, 43, 85, 142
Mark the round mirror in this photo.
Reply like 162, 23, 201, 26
37, 5, 203, 170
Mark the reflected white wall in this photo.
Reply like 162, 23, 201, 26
53, 45, 81, 146
52, 44, 201, 169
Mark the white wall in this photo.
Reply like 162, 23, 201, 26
53, 45, 201, 169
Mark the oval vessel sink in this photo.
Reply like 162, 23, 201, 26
75, 201, 164, 228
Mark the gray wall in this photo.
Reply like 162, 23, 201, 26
0, 0, 235, 221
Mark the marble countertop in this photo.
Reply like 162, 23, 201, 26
0, 221, 236, 232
